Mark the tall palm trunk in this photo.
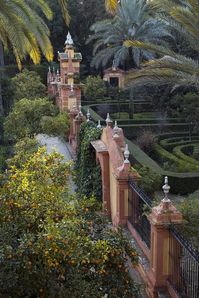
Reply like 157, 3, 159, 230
0, 41, 4, 115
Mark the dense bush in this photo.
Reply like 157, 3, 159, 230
75, 121, 102, 200
40, 112, 70, 138
0, 146, 7, 171
177, 191, 199, 249
12, 69, 46, 100
135, 165, 161, 196
168, 92, 199, 130
4, 98, 60, 140
84, 76, 106, 100
1, 76, 15, 115
136, 130, 157, 154
0, 148, 139, 297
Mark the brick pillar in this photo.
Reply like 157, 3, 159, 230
115, 176, 129, 225
113, 144, 131, 226
68, 107, 78, 145
97, 151, 111, 216
147, 177, 183, 298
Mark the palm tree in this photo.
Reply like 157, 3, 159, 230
87, 0, 172, 70
124, 0, 199, 90
0, 0, 70, 114
105, 0, 119, 15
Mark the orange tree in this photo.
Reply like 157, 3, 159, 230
0, 146, 140, 297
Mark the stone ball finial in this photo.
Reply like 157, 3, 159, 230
124, 144, 130, 164
97, 120, 102, 129
162, 176, 171, 203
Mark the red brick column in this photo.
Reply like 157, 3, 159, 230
68, 108, 78, 145
147, 177, 183, 298
98, 151, 111, 216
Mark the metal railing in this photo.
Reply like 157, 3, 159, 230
168, 225, 199, 298
128, 178, 152, 249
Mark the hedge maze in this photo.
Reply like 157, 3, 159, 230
82, 103, 199, 194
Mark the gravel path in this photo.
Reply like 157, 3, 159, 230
36, 134, 76, 193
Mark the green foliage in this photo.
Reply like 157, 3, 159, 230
0, 145, 7, 171
0, 148, 139, 297
7, 137, 40, 168
135, 165, 161, 195
136, 130, 157, 154
1, 76, 15, 115
12, 69, 46, 101
88, 0, 172, 69
127, 138, 199, 194
40, 112, 70, 137
84, 76, 106, 100
4, 98, 59, 140
75, 121, 103, 200
177, 191, 199, 249
169, 92, 199, 130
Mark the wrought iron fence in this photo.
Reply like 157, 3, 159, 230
168, 225, 199, 298
128, 178, 152, 249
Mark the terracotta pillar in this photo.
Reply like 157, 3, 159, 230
98, 151, 111, 216
115, 176, 129, 225
113, 144, 131, 226
147, 177, 183, 298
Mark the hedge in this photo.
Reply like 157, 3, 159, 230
160, 136, 199, 150
173, 143, 199, 166
154, 144, 199, 172
122, 123, 188, 139
125, 138, 199, 194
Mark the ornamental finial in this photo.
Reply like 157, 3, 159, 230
162, 176, 171, 203
87, 109, 90, 122
124, 144, 130, 164
65, 31, 74, 46
78, 105, 83, 117
97, 120, 102, 129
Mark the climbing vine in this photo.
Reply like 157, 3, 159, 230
75, 121, 102, 200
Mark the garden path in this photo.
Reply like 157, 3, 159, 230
36, 134, 76, 193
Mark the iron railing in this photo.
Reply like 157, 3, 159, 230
168, 225, 199, 298
128, 178, 152, 249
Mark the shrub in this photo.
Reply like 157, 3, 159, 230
1, 76, 15, 115
135, 165, 161, 196
40, 112, 70, 137
12, 69, 46, 100
0, 146, 7, 171
4, 98, 59, 140
136, 130, 157, 154
0, 148, 140, 297
84, 76, 106, 100
7, 137, 40, 168
177, 191, 199, 248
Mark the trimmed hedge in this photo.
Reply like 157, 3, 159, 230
126, 138, 199, 194
173, 143, 199, 166
122, 123, 188, 139
155, 144, 199, 172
